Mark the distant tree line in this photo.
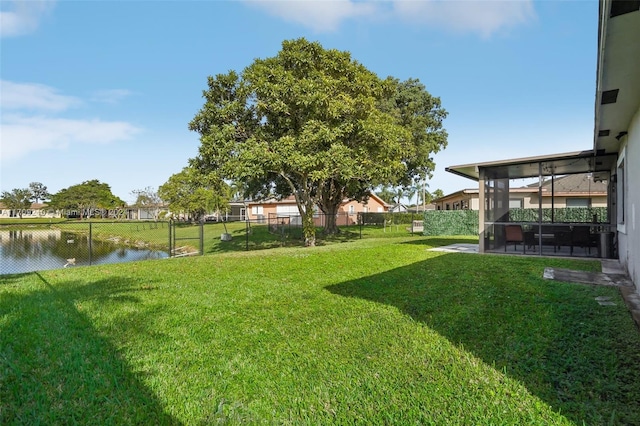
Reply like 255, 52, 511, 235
1, 180, 127, 219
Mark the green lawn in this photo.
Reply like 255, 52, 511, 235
2, 235, 640, 424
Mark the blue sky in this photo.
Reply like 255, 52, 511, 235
1, 0, 598, 203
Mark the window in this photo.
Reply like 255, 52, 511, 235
251, 206, 263, 215
566, 198, 591, 208
509, 199, 523, 209
363, 206, 368, 213
348, 205, 355, 214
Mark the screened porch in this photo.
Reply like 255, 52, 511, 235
446, 150, 619, 258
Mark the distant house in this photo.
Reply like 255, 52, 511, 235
246, 193, 389, 225
389, 203, 409, 213
0, 203, 59, 219
203, 201, 248, 222
434, 174, 607, 211
433, 189, 480, 211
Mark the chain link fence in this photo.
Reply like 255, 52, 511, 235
1, 213, 425, 275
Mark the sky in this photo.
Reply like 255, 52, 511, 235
0, 0, 599, 204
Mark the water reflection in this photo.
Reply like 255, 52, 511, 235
0, 229, 168, 274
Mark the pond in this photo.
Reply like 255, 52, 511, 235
0, 229, 169, 275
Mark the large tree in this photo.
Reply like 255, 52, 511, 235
190, 38, 447, 246
0, 188, 33, 219
28, 182, 50, 204
159, 166, 228, 221
49, 180, 125, 219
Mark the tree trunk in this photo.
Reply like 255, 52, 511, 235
323, 203, 341, 235
301, 202, 316, 247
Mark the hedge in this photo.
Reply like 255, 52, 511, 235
507, 207, 608, 223
422, 207, 608, 236
423, 210, 479, 236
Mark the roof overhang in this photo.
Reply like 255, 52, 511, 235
594, 0, 640, 153
446, 150, 617, 181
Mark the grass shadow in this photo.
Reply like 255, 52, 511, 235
400, 235, 479, 248
326, 252, 640, 425
0, 272, 181, 425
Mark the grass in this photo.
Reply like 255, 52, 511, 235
2, 235, 640, 424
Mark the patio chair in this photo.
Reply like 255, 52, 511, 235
505, 224, 525, 253
570, 226, 597, 255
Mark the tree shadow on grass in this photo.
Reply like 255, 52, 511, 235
326, 252, 640, 425
0, 272, 181, 425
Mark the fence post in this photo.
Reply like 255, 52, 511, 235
89, 222, 93, 266
199, 220, 204, 255
245, 220, 249, 251
168, 220, 173, 257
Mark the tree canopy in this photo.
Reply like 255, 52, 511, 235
28, 182, 50, 203
190, 38, 447, 245
49, 180, 125, 219
0, 188, 33, 219
158, 166, 228, 221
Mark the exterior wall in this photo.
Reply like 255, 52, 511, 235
246, 201, 280, 222
470, 197, 480, 210
617, 106, 640, 292
246, 195, 388, 223
339, 197, 387, 225
339, 197, 386, 214
526, 195, 608, 209
434, 191, 478, 210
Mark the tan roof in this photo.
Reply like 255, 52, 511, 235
526, 173, 607, 195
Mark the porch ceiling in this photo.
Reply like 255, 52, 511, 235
446, 150, 618, 181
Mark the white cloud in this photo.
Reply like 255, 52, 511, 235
1, 114, 141, 161
0, 80, 141, 161
90, 89, 133, 104
0, 80, 81, 112
0, 0, 55, 38
245, 0, 377, 32
392, 0, 536, 38
244, 0, 535, 37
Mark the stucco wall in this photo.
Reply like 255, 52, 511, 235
524, 195, 607, 209
618, 105, 640, 292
